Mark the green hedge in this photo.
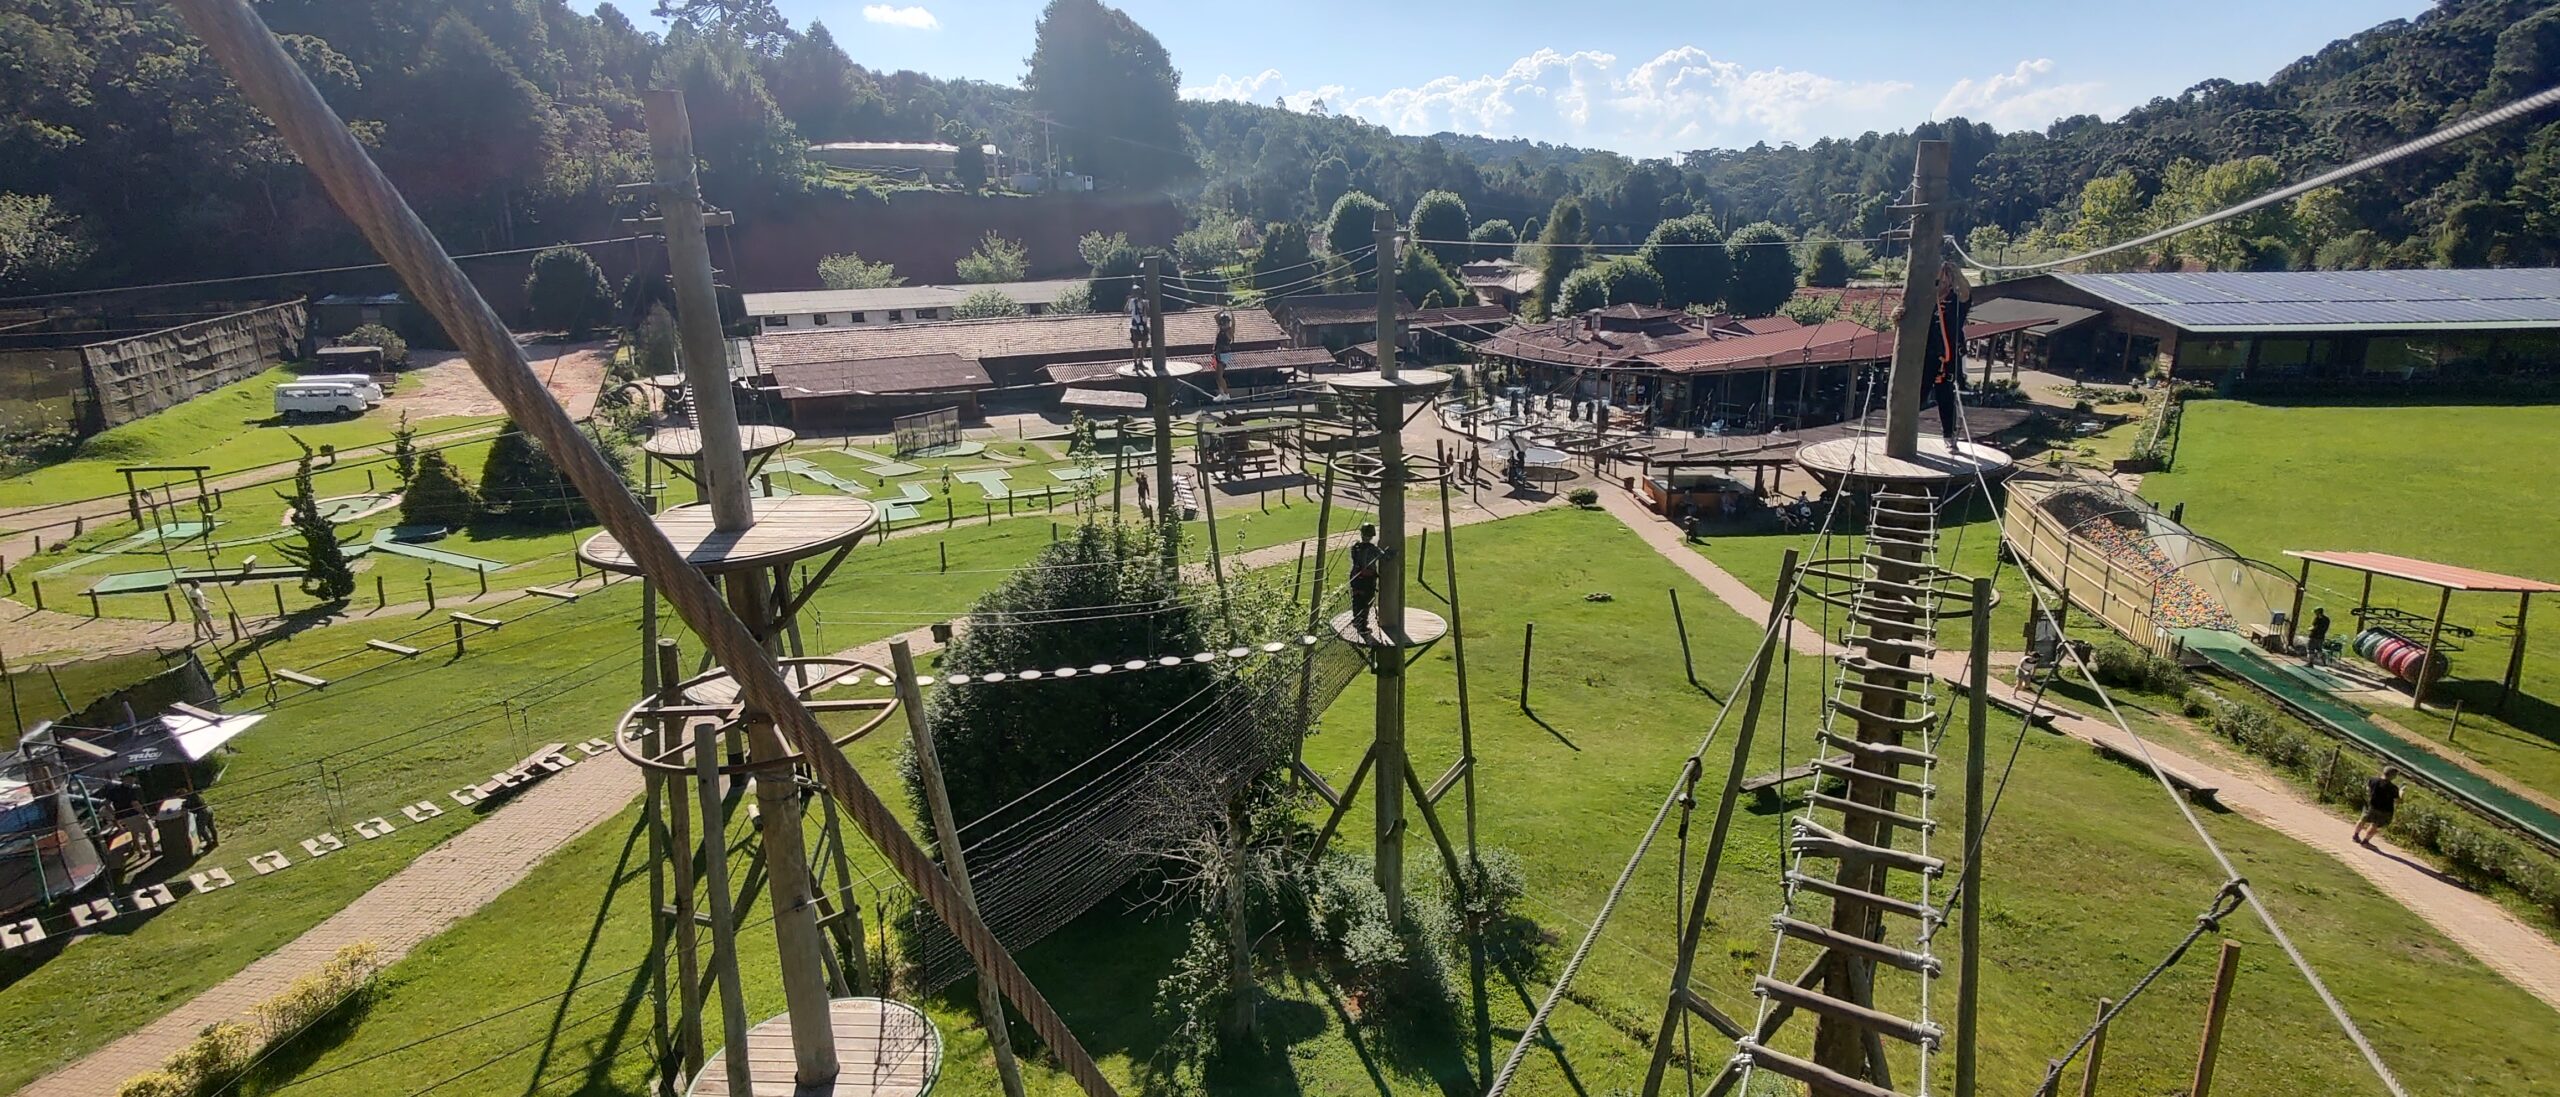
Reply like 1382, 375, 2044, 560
2188, 688, 2560, 923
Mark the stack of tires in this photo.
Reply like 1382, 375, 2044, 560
2353, 627, 2447, 686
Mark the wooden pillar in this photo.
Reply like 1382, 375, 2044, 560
2078, 997, 2112, 1097
2412, 585, 2454, 710
1956, 576, 1991, 1097
893, 640, 1029, 1097
2502, 592, 2531, 713
2285, 556, 2311, 650
2190, 940, 2244, 1097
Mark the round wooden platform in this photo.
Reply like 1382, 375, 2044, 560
687, 997, 940, 1096
1328, 607, 1449, 648
1116, 360, 1207, 380
579, 495, 877, 575
1794, 435, 2015, 488
1326, 370, 1453, 399
644, 424, 797, 461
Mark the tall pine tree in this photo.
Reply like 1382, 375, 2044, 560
279, 439, 357, 602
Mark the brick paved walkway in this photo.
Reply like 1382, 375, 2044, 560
1596, 485, 2560, 1014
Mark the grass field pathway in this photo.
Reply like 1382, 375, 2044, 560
22, 463, 1559, 1095
21, 622, 943, 1097
1596, 486, 2560, 1015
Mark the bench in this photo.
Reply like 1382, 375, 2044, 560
2090, 739, 2220, 804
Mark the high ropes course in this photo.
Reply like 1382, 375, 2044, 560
134, 2, 2560, 1092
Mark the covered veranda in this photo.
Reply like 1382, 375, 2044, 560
2282, 550, 2560, 712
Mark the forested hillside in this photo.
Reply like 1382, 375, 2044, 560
3, 0, 2556, 299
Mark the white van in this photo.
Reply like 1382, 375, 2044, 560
274, 382, 368, 422
295, 374, 386, 404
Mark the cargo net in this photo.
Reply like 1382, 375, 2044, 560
2035, 483, 2291, 633
911, 605, 1369, 991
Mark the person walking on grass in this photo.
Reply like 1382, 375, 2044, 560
2306, 606, 2332, 667
2355, 767, 2402, 846
1348, 524, 1382, 632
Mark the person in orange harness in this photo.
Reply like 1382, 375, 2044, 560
1926, 258, 1973, 444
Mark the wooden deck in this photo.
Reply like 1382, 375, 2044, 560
1795, 434, 2015, 488
1328, 607, 1449, 648
579, 495, 876, 575
688, 998, 940, 1096
644, 424, 797, 460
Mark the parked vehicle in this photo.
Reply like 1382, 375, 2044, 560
274, 382, 368, 422
294, 374, 385, 404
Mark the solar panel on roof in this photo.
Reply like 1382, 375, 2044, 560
2049, 269, 2560, 331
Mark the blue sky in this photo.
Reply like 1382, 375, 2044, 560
737, 1, 2430, 156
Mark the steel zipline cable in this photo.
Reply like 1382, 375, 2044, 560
1951, 82, 2560, 275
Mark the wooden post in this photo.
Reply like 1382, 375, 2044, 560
1439, 476, 1479, 866
29, 579, 40, 612
2501, 592, 2530, 714
272, 583, 285, 618
1639, 550, 1799, 1096
1145, 257, 1179, 572
2412, 585, 2453, 710
2078, 997, 2112, 1097
1957, 577, 1992, 1097
658, 641, 706, 1079
939, 541, 948, 573
892, 639, 1029, 1097
452, 618, 466, 656
477, 567, 488, 596
424, 570, 436, 610
2190, 940, 2243, 1097
375, 574, 386, 609
1668, 587, 1697, 688
694, 708, 755, 1097
2285, 556, 2310, 651
1882, 141, 1950, 461
163, 589, 177, 622
2446, 701, 2464, 745
1518, 621, 1535, 711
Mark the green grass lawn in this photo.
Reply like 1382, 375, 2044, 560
2139, 400, 2560, 799
208, 508, 2551, 1097
0, 515, 1076, 1092
0, 366, 495, 511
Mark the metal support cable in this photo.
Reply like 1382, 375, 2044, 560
2030, 883, 2247, 1096
1952, 83, 2560, 275
1949, 389, 2408, 1097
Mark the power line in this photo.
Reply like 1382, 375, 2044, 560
0, 236, 652, 307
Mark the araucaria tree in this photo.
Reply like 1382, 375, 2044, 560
279, 439, 356, 602
478, 420, 625, 528
400, 450, 481, 528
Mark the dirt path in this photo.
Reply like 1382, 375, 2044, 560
1595, 486, 2560, 1014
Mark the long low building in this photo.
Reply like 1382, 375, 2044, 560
751, 307, 1287, 426
746, 279, 1089, 329
1970, 269, 2560, 386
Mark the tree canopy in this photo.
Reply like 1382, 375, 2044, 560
1323, 192, 1391, 290
1469, 219, 1518, 262
1639, 215, 1728, 309
955, 232, 1029, 283
1408, 191, 1472, 269
524, 246, 613, 337
818, 251, 902, 289
1024, 0, 1190, 189
1725, 222, 1799, 317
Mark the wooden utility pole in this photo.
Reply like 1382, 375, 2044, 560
893, 640, 1028, 1097
2079, 997, 2113, 1097
1370, 208, 1411, 921
1957, 575, 1992, 1097
646, 88, 837, 1083
1144, 255, 1179, 572
2191, 940, 2244, 1097
1882, 140, 1951, 461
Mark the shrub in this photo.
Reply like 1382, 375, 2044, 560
954, 232, 1029, 284
2088, 642, 2189, 695
256, 941, 383, 1036
1567, 487, 1599, 508
952, 288, 1025, 319
1297, 853, 1456, 1021
523, 246, 613, 337
337, 324, 407, 367
1151, 915, 1234, 1090
817, 251, 902, 290
116, 942, 380, 1097
400, 450, 480, 527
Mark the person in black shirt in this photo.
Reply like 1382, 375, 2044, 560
1925, 259, 1972, 444
2355, 767, 2402, 846
2305, 607, 2332, 667
1348, 524, 1382, 631
99, 777, 154, 856
182, 789, 218, 850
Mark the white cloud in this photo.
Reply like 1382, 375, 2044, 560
1934, 59, 2108, 131
1323, 47, 1913, 155
1181, 69, 1288, 102
860, 5, 939, 31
